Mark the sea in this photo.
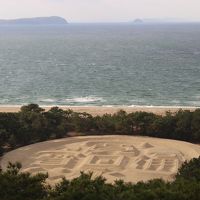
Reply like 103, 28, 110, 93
0, 23, 200, 107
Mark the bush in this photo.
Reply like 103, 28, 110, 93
0, 104, 200, 156
0, 162, 48, 200
1, 158, 200, 200
176, 156, 200, 181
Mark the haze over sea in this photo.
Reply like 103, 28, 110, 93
0, 23, 200, 107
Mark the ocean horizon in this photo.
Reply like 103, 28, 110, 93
0, 23, 200, 107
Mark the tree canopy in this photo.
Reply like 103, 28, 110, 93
0, 104, 200, 156
1, 157, 200, 200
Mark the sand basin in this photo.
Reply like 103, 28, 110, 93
1, 135, 200, 184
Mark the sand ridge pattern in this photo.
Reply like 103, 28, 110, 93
1, 136, 200, 184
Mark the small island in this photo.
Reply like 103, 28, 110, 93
0, 16, 68, 25
134, 18, 143, 23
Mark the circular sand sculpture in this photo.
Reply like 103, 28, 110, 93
1, 136, 200, 184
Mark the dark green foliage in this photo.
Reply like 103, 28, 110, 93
1, 157, 200, 200
170, 179, 200, 200
174, 110, 193, 141
0, 104, 200, 155
191, 109, 200, 141
44, 107, 70, 139
50, 172, 112, 200
71, 112, 94, 133
111, 110, 130, 134
149, 112, 176, 139
21, 104, 45, 113
94, 114, 116, 134
176, 157, 200, 181
0, 162, 48, 200
127, 111, 158, 135
1, 104, 200, 199
0, 129, 7, 155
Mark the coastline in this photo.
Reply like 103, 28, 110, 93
0, 105, 199, 116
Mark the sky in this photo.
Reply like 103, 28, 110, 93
0, 0, 200, 22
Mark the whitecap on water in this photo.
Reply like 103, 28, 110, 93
64, 96, 105, 103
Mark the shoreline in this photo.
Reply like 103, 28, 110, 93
0, 105, 199, 116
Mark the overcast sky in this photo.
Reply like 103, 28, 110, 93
0, 0, 200, 22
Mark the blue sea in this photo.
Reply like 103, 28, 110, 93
0, 23, 200, 107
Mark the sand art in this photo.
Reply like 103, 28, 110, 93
1, 136, 200, 184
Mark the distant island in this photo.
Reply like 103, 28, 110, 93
0, 16, 68, 25
134, 19, 143, 23
132, 18, 186, 24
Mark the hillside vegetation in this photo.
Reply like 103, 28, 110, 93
0, 157, 200, 200
1, 104, 200, 156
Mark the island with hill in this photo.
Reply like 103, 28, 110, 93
0, 16, 68, 25
134, 18, 144, 23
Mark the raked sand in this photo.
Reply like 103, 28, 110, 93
1, 135, 200, 184
0, 106, 198, 116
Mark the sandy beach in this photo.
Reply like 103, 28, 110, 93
0, 106, 198, 116
1, 135, 200, 184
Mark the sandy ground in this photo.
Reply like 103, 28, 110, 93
0, 106, 198, 116
1, 135, 200, 184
